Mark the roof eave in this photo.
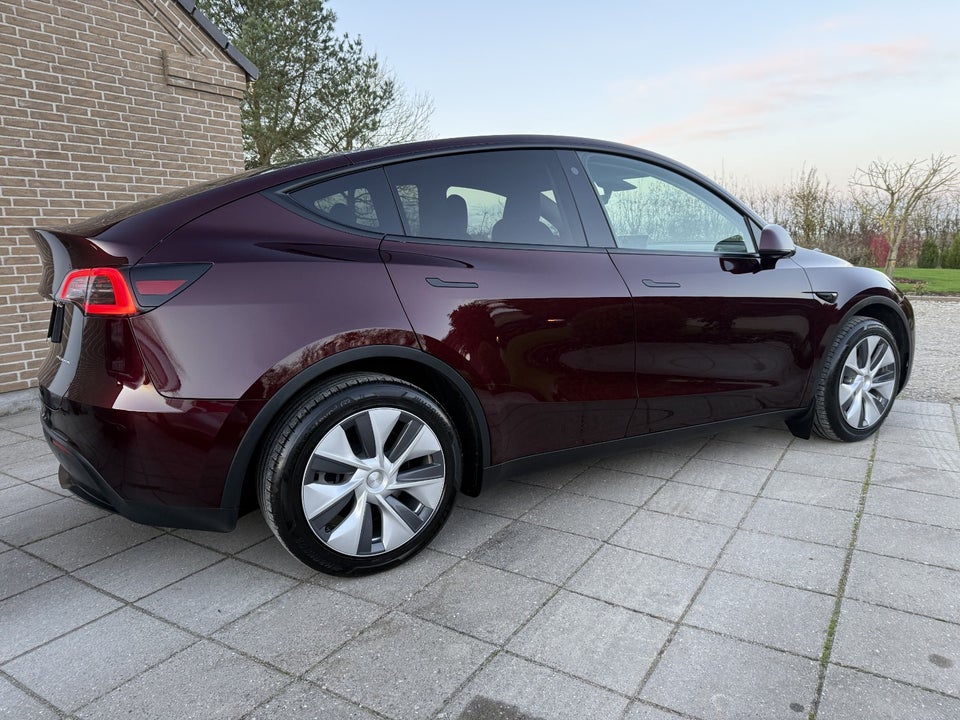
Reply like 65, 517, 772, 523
174, 0, 259, 81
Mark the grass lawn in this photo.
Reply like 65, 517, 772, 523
870, 267, 960, 295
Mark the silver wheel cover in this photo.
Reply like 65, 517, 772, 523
301, 407, 446, 557
837, 334, 897, 430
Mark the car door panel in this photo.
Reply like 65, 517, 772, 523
383, 239, 636, 463
609, 251, 819, 434
571, 151, 821, 435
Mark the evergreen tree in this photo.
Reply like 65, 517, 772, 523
198, 0, 431, 165
942, 234, 960, 269
917, 238, 940, 268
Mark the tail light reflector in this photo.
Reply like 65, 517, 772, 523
129, 264, 211, 308
56, 268, 137, 316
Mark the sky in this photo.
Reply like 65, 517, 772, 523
327, 0, 959, 189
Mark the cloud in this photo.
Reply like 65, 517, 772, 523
621, 36, 933, 146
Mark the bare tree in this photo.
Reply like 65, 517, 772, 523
850, 154, 960, 276
722, 177, 790, 228
317, 70, 434, 152
367, 80, 434, 147
312, 46, 397, 153
786, 166, 832, 247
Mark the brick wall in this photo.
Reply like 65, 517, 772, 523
0, 0, 248, 393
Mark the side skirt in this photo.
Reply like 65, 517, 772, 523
481, 408, 805, 487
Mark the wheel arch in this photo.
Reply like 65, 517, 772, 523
220, 346, 491, 514
788, 293, 913, 439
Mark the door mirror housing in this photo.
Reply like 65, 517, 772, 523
758, 224, 796, 258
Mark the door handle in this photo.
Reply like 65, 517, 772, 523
426, 277, 479, 288
642, 279, 681, 288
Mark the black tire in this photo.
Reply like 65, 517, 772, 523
258, 373, 460, 575
813, 316, 900, 442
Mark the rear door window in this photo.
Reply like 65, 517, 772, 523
384, 150, 586, 247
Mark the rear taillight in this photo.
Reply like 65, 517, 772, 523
56, 268, 137, 316
55, 263, 211, 316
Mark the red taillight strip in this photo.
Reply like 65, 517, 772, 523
133, 279, 187, 295
56, 268, 138, 316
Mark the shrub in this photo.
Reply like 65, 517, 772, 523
918, 238, 941, 268
869, 233, 890, 267
944, 234, 960, 270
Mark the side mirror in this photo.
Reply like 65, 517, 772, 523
758, 224, 796, 258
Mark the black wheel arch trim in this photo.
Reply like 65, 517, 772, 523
219, 345, 492, 511
804, 294, 913, 407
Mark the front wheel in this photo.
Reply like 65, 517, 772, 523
258, 373, 460, 575
813, 316, 900, 442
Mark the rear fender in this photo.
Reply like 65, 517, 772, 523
219, 345, 492, 511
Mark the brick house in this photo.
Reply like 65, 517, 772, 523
0, 0, 256, 405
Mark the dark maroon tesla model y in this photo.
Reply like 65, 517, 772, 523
33, 136, 913, 574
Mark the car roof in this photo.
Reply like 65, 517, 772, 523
46, 135, 762, 245
341, 134, 680, 172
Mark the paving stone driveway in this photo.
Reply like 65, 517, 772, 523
1, 400, 959, 719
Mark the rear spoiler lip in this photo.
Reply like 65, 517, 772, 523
31, 228, 129, 301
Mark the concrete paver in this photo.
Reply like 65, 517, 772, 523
471, 520, 601, 584
644, 482, 755, 526
135, 558, 297, 635
74, 641, 289, 720
520, 489, 636, 540
832, 599, 960, 697
3, 608, 192, 713
856, 513, 960, 570
818, 665, 960, 720
717, 529, 848, 594
0, 549, 61, 601
0, 398, 957, 719
611, 509, 733, 567
509, 590, 672, 694
74, 535, 224, 601
213, 584, 383, 675
761, 470, 863, 511
567, 544, 707, 620
0, 577, 121, 663
742, 497, 855, 547
307, 612, 494, 720
439, 653, 629, 720
684, 571, 834, 658
24, 515, 162, 571
563, 466, 664, 505
402, 560, 554, 644
640, 626, 820, 719
670, 457, 771, 494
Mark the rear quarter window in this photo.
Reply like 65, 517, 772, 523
287, 168, 402, 235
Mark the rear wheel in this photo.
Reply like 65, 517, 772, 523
813, 316, 899, 442
258, 373, 460, 575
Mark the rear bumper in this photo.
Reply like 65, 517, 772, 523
44, 422, 237, 531
39, 387, 246, 533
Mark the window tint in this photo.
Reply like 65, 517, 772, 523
288, 168, 402, 234
384, 150, 585, 247
579, 153, 753, 254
